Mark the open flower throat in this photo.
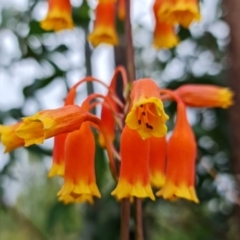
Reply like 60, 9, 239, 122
0, 67, 234, 204
137, 103, 156, 130
126, 79, 169, 139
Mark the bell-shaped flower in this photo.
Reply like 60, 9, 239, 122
88, 1, 118, 47
156, 101, 199, 203
155, 0, 201, 28
98, 99, 117, 147
16, 105, 90, 146
0, 122, 25, 153
111, 125, 155, 200
175, 84, 234, 109
57, 122, 101, 204
153, 19, 179, 49
153, 0, 179, 49
98, 67, 126, 147
40, 0, 74, 31
49, 81, 80, 178
125, 78, 169, 139
149, 136, 167, 188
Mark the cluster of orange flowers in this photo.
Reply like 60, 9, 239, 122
0, 66, 233, 204
40, 0, 201, 49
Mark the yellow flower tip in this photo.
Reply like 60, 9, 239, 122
168, 3, 201, 28
40, 9, 74, 32
111, 180, 155, 201
58, 193, 94, 205
126, 97, 169, 139
0, 124, 25, 153
88, 27, 119, 47
58, 180, 101, 199
220, 88, 234, 108
153, 33, 179, 49
156, 181, 199, 203
16, 118, 45, 147
48, 162, 64, 178
150, 172, 166, 188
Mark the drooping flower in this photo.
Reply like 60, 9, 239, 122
149, 136, 167, 188
169, 0, 201, 28
0, 122, 25, 153
153, 0, 179, 49
156, 0, 201, 28
40, 0, 74, 31
153, 19, 179, 49
58, 122, 101, 204
98, 68, 122, 148
16, 105, 90, 146
174, 84, 234, 109
156, 101, 199, 203
125, 78, 169, 139
88, 1, 118, 47
49, 79, 79, 178
111, 125, 155, 200
118, 0, 125, 21
49, 133, 67, 177
98, 98, 118, 147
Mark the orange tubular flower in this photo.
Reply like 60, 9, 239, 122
156, 102, 199, 203
111, 125, 155, 200
125, 78, 169, 139
98, 73, 119, 148
118, 0, 125, 21
16, 105, 90, 147
157, 0, 201, 28
58, 122, 100, 204
153, 0, 179, 49
174, 84, 234, 109
40, 0, 74, 31
0, 123, 25, 153
88, 1, 118, 47
170, 0, 201, 28
98, 98, 117, 147
153, 20, 179, 49
49, 81, 78, 178
49, 133, 67, 177
149, 136, 167, 188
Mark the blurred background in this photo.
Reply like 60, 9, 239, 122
0, 0, 239, 239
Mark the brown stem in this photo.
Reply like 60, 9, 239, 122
121, 198, 131, 240
124, 1, 144, 239
134, 198, 144, 240
125, 0, 136, 82
224, 0, 240, 238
